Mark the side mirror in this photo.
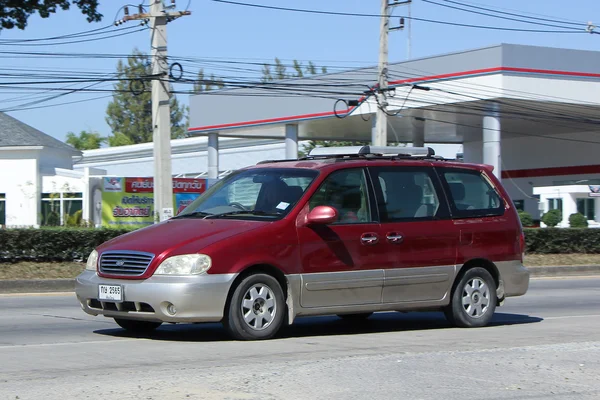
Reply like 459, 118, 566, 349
306, 206, 338, 225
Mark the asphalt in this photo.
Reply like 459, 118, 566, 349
1, 277, 599, 399
0, 265, 599, 294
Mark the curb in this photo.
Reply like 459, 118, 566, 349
1, 266, 600, 294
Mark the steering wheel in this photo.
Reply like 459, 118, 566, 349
229, 202, 248, 211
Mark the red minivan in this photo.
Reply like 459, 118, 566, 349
75, 146, 529, 340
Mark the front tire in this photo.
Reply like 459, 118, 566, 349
224, 273, 286, 340
114, 318, 162, 334
445, 267, 497, 328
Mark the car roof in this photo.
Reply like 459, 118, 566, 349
249, 157, 493, 174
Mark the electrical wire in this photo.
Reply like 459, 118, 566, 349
209, 0, 585, 33
0, 26, 146, 46
421, 0, 586, 30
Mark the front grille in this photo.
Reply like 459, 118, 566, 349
88, 299, 155, 313
99, 251, 154, 276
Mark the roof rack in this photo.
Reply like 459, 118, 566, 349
307, 145, 435, 158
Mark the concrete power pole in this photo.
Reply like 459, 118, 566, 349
122, 1, 190, 223
374, 0, 390, 147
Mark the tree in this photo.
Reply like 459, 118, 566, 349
260, 58, 328, 82
65, 130, 106, 150
0, 0, 101, 30
193, 68, 224, 93
105, 49, 188, 146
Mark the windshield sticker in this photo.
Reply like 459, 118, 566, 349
276, 202, 290, 210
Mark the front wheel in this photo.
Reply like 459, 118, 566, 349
445, 267, 497, 328
114, 318, 162, 334
224, 273, 286, 340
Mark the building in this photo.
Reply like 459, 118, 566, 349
3, 43, 600, 227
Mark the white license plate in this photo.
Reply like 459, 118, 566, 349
99, 285, 122, 302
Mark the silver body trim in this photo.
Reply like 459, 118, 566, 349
75, 271, 237, 323
99, 250, 155, 277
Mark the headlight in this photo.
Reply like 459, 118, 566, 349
86, 250, 98, 271
154, 254, 212, 275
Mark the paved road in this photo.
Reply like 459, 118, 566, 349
1, 277, 599, 400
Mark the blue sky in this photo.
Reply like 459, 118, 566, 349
1, 0, 599, 143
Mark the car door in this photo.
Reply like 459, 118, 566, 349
367, 166, 459, 303
296, 167, 384, 308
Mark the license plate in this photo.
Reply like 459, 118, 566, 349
99, 285, 122, 302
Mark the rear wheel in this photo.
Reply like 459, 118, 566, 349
337, 313, 373, 321
224, 273, 286, 340
445, 267, 497, 328
114, 318, 162, 334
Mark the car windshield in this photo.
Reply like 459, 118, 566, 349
176, 168, 319, 220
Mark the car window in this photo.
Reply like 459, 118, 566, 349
309, 168, 372, 224
441, 168, 504, 218
370, 167, 444, 222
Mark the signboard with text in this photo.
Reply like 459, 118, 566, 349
101, 177, 208, 227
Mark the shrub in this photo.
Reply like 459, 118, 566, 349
66, 210, 83, 227
541, 209, 562, 227
524, 228, 600, 253
0, 228, 135, 262
518, 211, 534, 227
569, 213, 588, 228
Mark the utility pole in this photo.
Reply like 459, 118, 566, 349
374, 0, 390, 147
119, 1, 191, 223
374, 0, 412, 147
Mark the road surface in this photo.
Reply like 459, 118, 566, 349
1, 277, 599, 399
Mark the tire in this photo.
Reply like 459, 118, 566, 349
444, 267, 497, 328
337, 313, 373, 321
114, 318, 162, 334
224, 273, 286, 340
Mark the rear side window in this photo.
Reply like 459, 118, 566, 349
369, 167, 449, 222
441, 168, 504, 218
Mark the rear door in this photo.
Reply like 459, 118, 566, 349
368, 166, 458, 303
296, 167, 385, 308
437, 167, 517, 265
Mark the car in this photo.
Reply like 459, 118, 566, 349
75, 145, 530, 340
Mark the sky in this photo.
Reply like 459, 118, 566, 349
1, 0, 599, 144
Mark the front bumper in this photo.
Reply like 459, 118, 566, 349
75, 270, 237, 323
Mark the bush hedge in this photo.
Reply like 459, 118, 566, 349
518, 211, 534, 227
2, 227, 600, 262
0, 228, 133, 262
569, 213, 588, 228
541, 209, 562, 227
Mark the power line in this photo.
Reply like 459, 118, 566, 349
421, 0, 585, 30
209, 0, 585, 33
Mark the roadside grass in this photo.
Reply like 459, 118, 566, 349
1, 254, 600, 280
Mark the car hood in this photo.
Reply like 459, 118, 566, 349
97, 218, 269, 256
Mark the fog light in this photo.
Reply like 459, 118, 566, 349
166, 303, 177, 315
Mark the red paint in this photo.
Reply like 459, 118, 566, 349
502, 164, 600, 179
188, 66, 600, 133
306, 205, 338, 225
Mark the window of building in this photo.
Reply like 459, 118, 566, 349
548, 198, 563, 213
576, 198, 596, 220
0, 194, 5, 226
441, 169, 504, 218
513, 200, 525, 211
41, 192, 83, 226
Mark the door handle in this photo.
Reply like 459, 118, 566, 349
360, 233, 379, 245
386, 232, 404, 244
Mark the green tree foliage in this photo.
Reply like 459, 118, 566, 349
569, 213, 588, 228
65, 130, 106, 150
541, 209, 562, 227
193, 68, 225, 93
0, 0, 101, 30
105, 49, 188, 146
261, 58, 328, 82
518, 211, 534, 227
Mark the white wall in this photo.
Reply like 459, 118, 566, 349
0, 149, 40, 227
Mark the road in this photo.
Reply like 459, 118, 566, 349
0, 277, 599, 400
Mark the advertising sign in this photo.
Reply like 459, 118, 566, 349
589, 185, 600, 198
102, 177, 207, 227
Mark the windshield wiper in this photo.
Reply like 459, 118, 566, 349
204, 210, 281, 219
171, 211, 212, 219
